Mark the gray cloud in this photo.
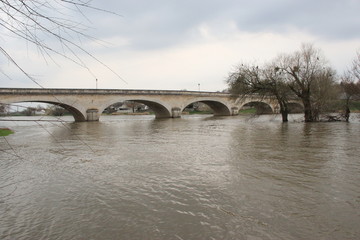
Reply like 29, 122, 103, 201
233, 0, 360, 38
87, 0, 360, 50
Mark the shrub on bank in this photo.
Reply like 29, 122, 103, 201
0, 128, 14, 136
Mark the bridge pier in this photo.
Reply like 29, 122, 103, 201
231, 107, 239, 116
171, 107, 181, 118
86, 108, 100, 121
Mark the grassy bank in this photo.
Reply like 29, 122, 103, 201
238, 108, 257, 114
350, 101, 360, 111
187, 110, 214, 115
108, 112, 153, 115
0, 128, 14, 136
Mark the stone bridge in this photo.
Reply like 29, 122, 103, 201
0, 88, 301, 122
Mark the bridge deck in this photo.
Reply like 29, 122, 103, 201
0, 88, 230, 97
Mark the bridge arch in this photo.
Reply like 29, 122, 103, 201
239, 101, 274, 114
99, 99, 172, 119
2, 100, 86, 122
181, 99, 232, 116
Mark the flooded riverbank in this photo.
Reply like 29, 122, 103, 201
1, 114, 360, 239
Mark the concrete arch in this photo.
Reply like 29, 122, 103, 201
130, 99, 172, 118
99, 99, 172, 119
2, 99, 86, 122
239, 101, 274, 114
182, 99, 232, 116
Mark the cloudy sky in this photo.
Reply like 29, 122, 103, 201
1, 0, 359, 91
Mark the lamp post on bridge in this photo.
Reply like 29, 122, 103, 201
198, 83, 200, 92
96, 78, 98, 89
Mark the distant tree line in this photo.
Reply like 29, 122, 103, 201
103, 101, 149, 114
0, 104, 69, 116
226, 43, 360, 122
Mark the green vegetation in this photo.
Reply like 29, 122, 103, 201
109, 112, 152, 115
238, 108, 257, 114
0, 128, 14, 136
188, 110, 214, 115
350, 101, 360, 111
328, 100, 360, 113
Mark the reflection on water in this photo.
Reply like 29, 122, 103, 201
1, 114, 360, 239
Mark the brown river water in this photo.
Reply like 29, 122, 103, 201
1, 114, 360, 240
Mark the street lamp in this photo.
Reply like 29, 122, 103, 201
96, 78, 98, 89
198, 83, 200, 91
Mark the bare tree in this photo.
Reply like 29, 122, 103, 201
265, 63, 294, 122
340, 52, 360, 121
352, 51, 360, 80
125, 101, 143, 113
22, 107, 36, 116
45, 104, 69, 116
0, 103, 9, 116
275, 43, 336, 122
340, 74, 358, 121
310, 67, 338, 119
226, 62, 292, 122
0, 0, 125, 86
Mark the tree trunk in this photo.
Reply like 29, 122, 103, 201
345, 106, 350, 122
279, 101, 288, 122
281, 110, 288, 122
344, 98, 351, 122
302, 96, 314, 122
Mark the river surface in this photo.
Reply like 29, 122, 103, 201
1, 114, 360, 240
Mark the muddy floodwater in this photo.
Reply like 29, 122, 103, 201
1, 114, 360, 240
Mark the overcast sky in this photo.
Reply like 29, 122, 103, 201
1, 0, 360, 91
